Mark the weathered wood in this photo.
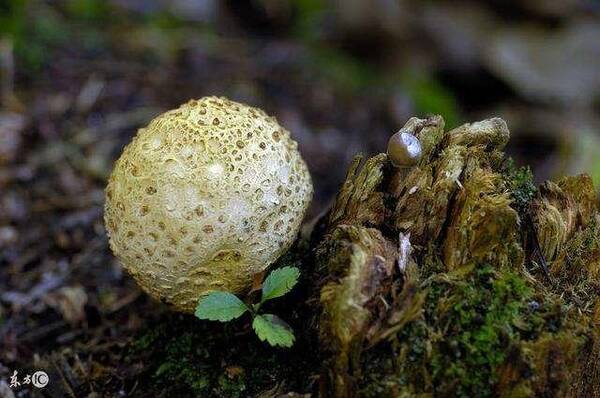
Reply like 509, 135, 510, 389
313, 115, 600, 397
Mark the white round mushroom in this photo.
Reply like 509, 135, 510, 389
104, 97, 313, 313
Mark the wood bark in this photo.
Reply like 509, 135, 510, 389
311, 116, 600, 397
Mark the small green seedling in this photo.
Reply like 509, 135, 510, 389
195, 266, 300, 348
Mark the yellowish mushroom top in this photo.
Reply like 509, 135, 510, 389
104, 97, 313, 312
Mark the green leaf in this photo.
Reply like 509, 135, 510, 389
195, 291, 248, 322
261, 266, 300, 303
252, 314, 295, 348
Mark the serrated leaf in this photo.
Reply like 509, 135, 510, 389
195, 291, 248, 322
261, 266, 300, 303
252, 314, 295, 348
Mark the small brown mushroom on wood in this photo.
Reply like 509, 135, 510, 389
386, 130, 422, 167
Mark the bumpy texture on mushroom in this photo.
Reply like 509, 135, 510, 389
104, 97, 313, 313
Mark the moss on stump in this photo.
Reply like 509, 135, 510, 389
315, 116, 600, 397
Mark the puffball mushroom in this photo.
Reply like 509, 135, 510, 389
104, 97, 313, 313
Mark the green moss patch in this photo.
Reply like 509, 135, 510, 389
360, 263, 590, 397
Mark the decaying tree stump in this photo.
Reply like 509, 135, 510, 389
311, 116, 600, 397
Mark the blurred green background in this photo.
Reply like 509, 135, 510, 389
1, 0, 599, 208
